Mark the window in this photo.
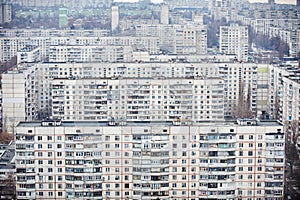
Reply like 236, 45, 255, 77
248, 151, 253, 156
258, 143, 262, 147
258, 166, 262, 171
38, 136, 42, 141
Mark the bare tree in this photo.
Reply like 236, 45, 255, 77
0, 131, 14, 144
0, 173, 15, 199
233, 82, 253, 118
285, 119, 300, 176
273, 93, 279, 120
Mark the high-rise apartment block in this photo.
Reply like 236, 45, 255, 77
0, 35, 160, 62
51, 77, 224, 122
220, 24, 249, 62
135, 24, 208, 55
15, 119, 284, 200
58, 7, 68, 28
0, 0, 11, 25
2, 61, 270, 133
111, 5, 119, 33
160, 3, 169, 25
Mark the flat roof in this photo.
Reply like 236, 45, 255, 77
17, 120, 283, 128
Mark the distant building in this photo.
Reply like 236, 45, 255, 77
111, 5, 119, 33
268, 0, 275, 4
59, 7, 68, 28
48, 45, 133, 63
220, 24, 249, 62
135, 24, 207, 55
0, 0, 11, 25
160, 3, 169, 25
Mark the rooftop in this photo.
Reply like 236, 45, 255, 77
17, 119, 283, 128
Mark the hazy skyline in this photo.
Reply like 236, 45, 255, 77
114, 0, 297, 5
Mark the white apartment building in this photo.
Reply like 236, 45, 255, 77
0, 36, 160, 62
268, 64, 300, 146
1, 64, 38, 133
2, 61, 271, 133
17, 45, 41, 64
268, 64, 298, 121
51, 77, 224, 122
0, 29, 110, 37
220, 24, 249, 62
14, 0, 112, 8
111, 5, 119, 33
48, 45, 133, 63
0, 0, 11, 25
135, 24, 208, 55
160, 3, 169, 25
218, 62, 269, 119
15, 119, 285, 200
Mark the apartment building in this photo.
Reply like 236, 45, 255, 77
51, 77, 224, 122
2, 61, 271, 133
0, 29, 110, 37
220, 24, 249, 62
135, 24, 208, 55
48, 45, 133, 63
0, 0, 11, 25
111, 5, 119, 33
17, 45, 41, 64
0, 36, 160, 62
160, 3, 169, 25
15, 119, 284, 200
219, 63, 270, 119
1, 64, 38, 133
14, 0, 112, 8
268, 64, 299, 122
